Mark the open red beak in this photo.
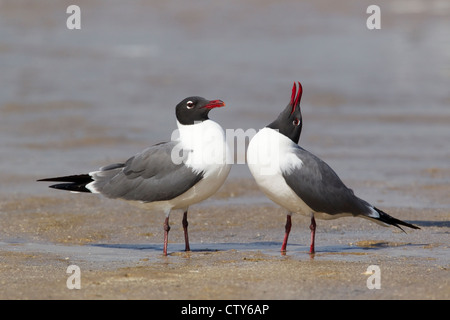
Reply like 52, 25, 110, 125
202, 99, 225, 109
289, 82, 302, 114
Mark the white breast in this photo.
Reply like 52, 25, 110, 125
177, 120, 231, 171
247, 127, 312, 215
169, 120, 231, 209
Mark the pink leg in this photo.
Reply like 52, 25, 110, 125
281, 215, 292, 252
309, 216, 316, 254
182, 211, 190, 252
163, 217, 170, 256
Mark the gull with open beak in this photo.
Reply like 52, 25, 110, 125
247, 82, 419, 254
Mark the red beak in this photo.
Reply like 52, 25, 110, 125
202, 99, 225, 109
289, 82, 302, 114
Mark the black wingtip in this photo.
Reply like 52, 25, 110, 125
38, 174, 93, 193
37, 174, 90, 182
49, 183, 91, 193
373, 207, 420, 231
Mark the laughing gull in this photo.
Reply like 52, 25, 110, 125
247, 82, 419, 254
39, 96, 231, 255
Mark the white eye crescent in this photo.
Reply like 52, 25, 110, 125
186, 101, 194, 109
293, 118, 300, 126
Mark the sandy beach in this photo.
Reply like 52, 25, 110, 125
0, 178, 448, 300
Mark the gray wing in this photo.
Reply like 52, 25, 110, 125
282, 147, 370, 216
89, 141, 204, 202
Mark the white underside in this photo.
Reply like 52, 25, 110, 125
247, 127, 360, 220
136, 119, 231, 216
247, 128, 309, 216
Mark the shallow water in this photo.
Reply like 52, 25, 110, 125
1, 235, 447, 266
1, 0, 450, 209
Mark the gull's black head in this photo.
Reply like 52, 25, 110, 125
175, 96, 225, 125
267, 82, 303, 143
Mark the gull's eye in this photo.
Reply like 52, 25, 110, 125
186, 101, 194, 109
293, 118, 300, 126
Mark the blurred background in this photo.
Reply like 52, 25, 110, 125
1, 0, 449, 209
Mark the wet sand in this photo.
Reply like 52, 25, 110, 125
0, 179, 448, 300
